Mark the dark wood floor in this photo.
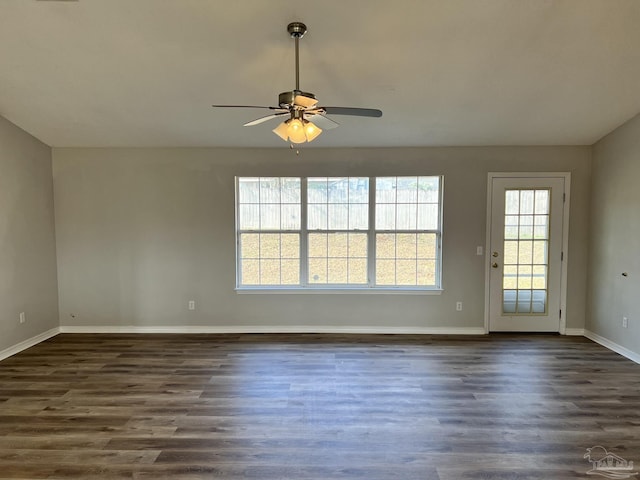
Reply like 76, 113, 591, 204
0, 333, 639, 479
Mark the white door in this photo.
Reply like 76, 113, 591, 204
487, 175, 567, 332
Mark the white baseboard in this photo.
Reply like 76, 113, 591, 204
59, 325, 487, 335
584, 329, 640, 365
0, 328, 60, 362
564, 328, 585, 336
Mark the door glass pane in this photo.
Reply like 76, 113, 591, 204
502, 189, 550, 314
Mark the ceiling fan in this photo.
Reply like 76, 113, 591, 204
213, 22, 382, 145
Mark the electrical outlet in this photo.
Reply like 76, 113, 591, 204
188, 300, 195, 311
623, 316, 628, 328
456, 301, 463, 311
476, 246, 483, 256
19, 312, 25, 324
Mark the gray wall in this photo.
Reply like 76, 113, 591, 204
588, 113, 640, 355
0, 116, 59, 352
53, 146, 590, 332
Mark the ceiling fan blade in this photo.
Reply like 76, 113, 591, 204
306, 114, 339, 130
212, 104, 283, 110
321, 107, 383, 118
244, 113, 289, 127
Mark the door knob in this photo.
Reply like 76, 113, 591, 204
492, 262, 499, 268
492, 251, 499, 257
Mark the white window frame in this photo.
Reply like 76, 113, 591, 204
235, 176, 443, 294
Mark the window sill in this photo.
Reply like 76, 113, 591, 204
236, 287, 443, 295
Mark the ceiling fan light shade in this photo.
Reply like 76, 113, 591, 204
272, 121, 290, 141
304, 120, 322, 141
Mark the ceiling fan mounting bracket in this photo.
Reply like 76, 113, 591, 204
287, 22, 307, 38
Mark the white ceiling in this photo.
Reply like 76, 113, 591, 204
1, 0, 639, 148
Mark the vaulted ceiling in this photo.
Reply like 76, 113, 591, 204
1, 0, 639, 148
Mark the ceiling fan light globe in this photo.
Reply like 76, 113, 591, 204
287, 119, 307, 144
304, 121, 322, 142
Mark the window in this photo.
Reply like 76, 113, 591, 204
236, 176, 442, 290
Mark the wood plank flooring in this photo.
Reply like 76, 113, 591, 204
0, 333, 639, 479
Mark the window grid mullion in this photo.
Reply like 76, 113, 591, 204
368, 177, 376, 287
300, 178, 309, 287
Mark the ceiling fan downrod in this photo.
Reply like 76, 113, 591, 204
287, 22, 307, 92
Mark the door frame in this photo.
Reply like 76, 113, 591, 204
483, 172, 571, 334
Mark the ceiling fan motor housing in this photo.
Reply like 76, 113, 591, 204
278, 90, 316, 109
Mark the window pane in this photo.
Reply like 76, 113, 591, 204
533, 241, 547, 264
240, 234, 260, 259
417, 259, 436, 286
309, 258, 327, 283
349, 178, 369, 203
376, 177, 396, 203
397, 234, 417, 259
532, 266, 547, 289
520, 190, 534, 214
241, 259, 259, 285
281, 259, 300, 285
376, 259, 395, 285
349, 204, 368, 230
260, 178, 281, 203
417, 234, 436, 259
418, 177, 439, 202
238, 178, 260, 203
308, 204, 327, 230
376, 233, 395, 259
417, 203, 438, 230
396, 177, 418, 203
503, 290, 517, 313
259, 204, 280, 230
348, 258, 368, 284
518, 241, 533, 264
281, 204, 300, 230
308, 178, 328, 203
376, 204, 396, 230
505, 190, 519, 215
239, 204, 260, 230
396, 204, 417, 230
281, 178, 301, 203
396, 259, 417, 285
260, 259, 281, 284
504, 241, 518, 265
534, 190, 549, 214
328, 177, 348, 203
260, 234, 280, 258
328, 233, 348, 258
308, 233, 327, 258
328, 258, 348, 283
328, 204, 349, 230
518, 265, 532, 289
281, 234, 299, 259
503, 265, 518, 289
348, 234, 368, 258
